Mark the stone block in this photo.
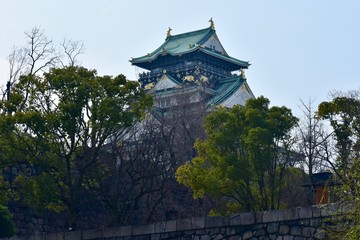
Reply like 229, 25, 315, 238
184, 230, 195, 235
289, 226, 301, 236
65, 230, 82, 240
213, 233, 224, 240
138, 235, 150, 240
169, 232, 182, 239
309, 218, 321, 227
182, 235, 193, 240
279, 225, 289, 235
298, 219, 309, 226
253, 212, 262, 224
228, 236, 240, 240
205, 216, 223, 228
192, 217, 205, 229
267, 223, 279, 234
165, 220, 176, 232
159, 233, 169, 238
250, 223, 264, 231
275, 209, 287, 222
311, 206, 321, 218
209, 227, 220, 235
222, 216, 230, 226
150, 233, 160, 240
242, 230, 253, 240
283, 236, 294, 240
262, 210, 278, 223
195, 229, 208, 235
254, 228, 266, 237
285, 220, 299, 226
28, 234, 46, 240
282, 208, 298, 221
293, 237, 305, 240
269, 235, 277, 240
236, 225, 248, 234
82, 229, 103, 239
103, 226, 126, 238
118, 226, 132, 236
201, 236, 211, 240
154, 221, 166, 233
176, 218, 192, 231
226, 227, 236, 236
297, 207, 312, 219
240, 212, 255, 225
132, 223, 154, 235
302, 227, 315, 237
230, 214, 241, 226
46, 232, 64, 240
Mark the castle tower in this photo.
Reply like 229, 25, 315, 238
130, 21, 254, 111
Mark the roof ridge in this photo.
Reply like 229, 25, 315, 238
217, 75, 243, 83
167, 27, 213, 40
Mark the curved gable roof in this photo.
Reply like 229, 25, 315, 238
131, 27, 214, 64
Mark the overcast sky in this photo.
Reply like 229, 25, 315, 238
1, 0, 359, 116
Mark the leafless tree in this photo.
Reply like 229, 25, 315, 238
60, 39, 85, 67
25, 27, 59, 76
84, 89, 212, 226
295, 98, 333, 176
2, 27, 84, 100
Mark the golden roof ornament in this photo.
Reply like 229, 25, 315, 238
166, 27, 172, 38
240, 69, 247, 80
209, 18, 215, 30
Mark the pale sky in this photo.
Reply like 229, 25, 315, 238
1, 0, 359, 116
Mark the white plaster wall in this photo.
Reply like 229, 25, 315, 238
221, 84, 254, 108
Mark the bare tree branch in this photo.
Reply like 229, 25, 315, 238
25, 27, 59, 75
295, 98, 334, 175
60, 39, 85, 67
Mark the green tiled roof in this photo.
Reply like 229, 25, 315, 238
130, 27, 249, 68
209, 76, 245, 105
200, 48, 250, 68
131, 27, 214, 63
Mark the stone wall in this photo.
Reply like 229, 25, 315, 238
3, 203, 343, 240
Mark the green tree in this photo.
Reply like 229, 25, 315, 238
176, 96, 298, 212
0, 205, 15, 237
0, 66, 152, 229
318, 95, 360, 179
317, 92, 360, 239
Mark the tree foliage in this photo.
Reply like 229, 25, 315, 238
318, 93, 360, 182
0, 205, 15, 238
176, 96, 298, 212
316, 91, 360, 239
0, 66, 152, 228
